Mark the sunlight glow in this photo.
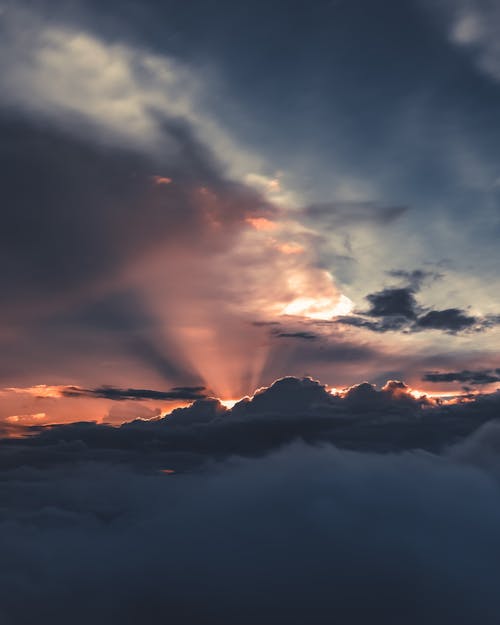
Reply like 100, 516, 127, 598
275, 241, 305, 255
6, 413, 47, 423
220, 398, 241, 409
282, 293, 354, 320
3, 385, 66, 398
246, 217, 278, 231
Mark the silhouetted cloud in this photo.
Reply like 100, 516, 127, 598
62, 385, 208, 401
365, 287, 418, 319
5, 376, 498, 462
424, 369, 500, 385
335, 315, 408, 332
416, 308, 477, 332
337, 276, 498, 335
273, 331, 318, 340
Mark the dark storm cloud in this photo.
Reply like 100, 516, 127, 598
424, 369, 500, 385
62, 385, 207, 401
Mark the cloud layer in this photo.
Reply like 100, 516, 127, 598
2, 424, 500, 624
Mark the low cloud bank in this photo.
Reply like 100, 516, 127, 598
2, 429, 500, 624
2, 376, 500, 624
3, 376, 499, 466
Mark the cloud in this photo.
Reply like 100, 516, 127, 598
335, 314, 408, 333
3, 431, 500, 624
165, 398, 228, 426
0, 3, 265, 180
104, 402, 161, 425
0, 4, 358, 396
365, 287, 418, 319
336, 274, 498, 334
0, 114, 270, 326
2, 374, 500, 625
62, 385, 208, 401
6, 375, 499, 461
441, 1, 500, 82
424, 369, 500, 386
387, 269, 442, 290
273, 331, 318, 340
301, 202, 408, 228
416, 308, 478, 332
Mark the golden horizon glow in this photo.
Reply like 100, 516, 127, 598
6, 412, 47, 423
3, 384, 67, 398
219, 398, 242, 409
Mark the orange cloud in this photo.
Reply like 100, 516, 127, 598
6, 412, 47, 424
246, 217, 278, 231
3, 384, 67, 398
275, 241, 305, 255
151, 175, 172, 185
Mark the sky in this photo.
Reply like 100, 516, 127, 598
3, 1, 500, 622
2, 0, 500, 425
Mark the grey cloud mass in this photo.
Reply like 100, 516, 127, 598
2, 423, 500, 624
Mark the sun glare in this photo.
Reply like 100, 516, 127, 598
220, 398, 241, 409
282, 293, 354, 320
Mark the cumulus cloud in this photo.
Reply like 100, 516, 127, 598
336, 273, 498, 334
2, 371, 500, 624
386, 268, 442, 290
4, 376, 498, 462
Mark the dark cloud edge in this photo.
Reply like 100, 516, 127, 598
3, 376, 500, 466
